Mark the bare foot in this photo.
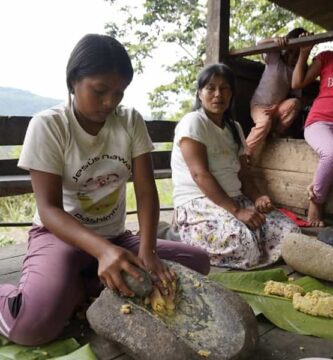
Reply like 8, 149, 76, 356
307, 199, 325, 227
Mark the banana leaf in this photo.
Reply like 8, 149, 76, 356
208, 268, 333, 339
0, 338, 83, 360
50, 344, 97, 360
0, 337, 11, 347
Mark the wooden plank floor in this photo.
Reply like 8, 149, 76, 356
1, 232, 333, 359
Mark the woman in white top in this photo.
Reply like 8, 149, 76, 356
0, 34, 209, 346
171, 63, 299, 270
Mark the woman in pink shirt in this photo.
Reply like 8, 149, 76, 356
292, 46, 333, 226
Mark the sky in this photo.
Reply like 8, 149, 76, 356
0, 0, 172, 116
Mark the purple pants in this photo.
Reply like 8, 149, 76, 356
304, 121, 333, 203
0, 226, 210, 345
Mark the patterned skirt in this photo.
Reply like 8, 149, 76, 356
174, 195, 300, 270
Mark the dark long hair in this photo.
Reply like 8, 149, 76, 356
286, 27, 306, 39
66, 34, 133, 94
193, 63, 241, 147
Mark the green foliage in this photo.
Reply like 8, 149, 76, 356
0, 337, 97, 359
230, 0, 323, 61
155, 179, 173, 207
105, 0, 323, 119
126, 182, 137, 211
209, 268, 333, 339
0, 145, 21, 160
105, 0, 206, 119
0, 194, 35, 246
0, 234, 15, 247
0, 194, 36, 223
9, 146, 22, 159
230, 0, 322, 51
125, 178, 173, 212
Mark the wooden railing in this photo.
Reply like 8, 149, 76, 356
1, 116, 332, 226
0, 116, 176, 226
229, 31, 333, 58
0, 116, 176, 198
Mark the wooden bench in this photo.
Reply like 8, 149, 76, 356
1, 115, 333, 227
0, 115, 176, 226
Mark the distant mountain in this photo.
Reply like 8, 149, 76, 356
0, 87, 62, 116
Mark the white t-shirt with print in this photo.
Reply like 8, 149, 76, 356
171, 108, 246, 208
18, 103, 153, 237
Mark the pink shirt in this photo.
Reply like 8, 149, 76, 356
305, 51, 333, 127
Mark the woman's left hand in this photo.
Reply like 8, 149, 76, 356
255, 195, 274, 213
138, 248, 176, 286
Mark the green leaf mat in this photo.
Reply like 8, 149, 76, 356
209, 268, 333, 339
0, 337, 97, 360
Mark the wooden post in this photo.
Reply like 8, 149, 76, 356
205, 0, 230, 65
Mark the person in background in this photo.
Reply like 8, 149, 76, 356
246, 28, 307, 157
292, 41, 333, 227
171, 63, 300, 270
0, 34, 210, 346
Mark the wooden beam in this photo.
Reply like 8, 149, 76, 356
0, 175, 32, 197
145, 120, 176, 142
0, 116, 31, 145
0, 160, 28, 176
205, 0, 230, 64
229, 30, 333, 58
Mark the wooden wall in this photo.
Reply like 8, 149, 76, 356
251, 138, 333, 218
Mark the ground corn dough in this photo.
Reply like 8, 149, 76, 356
149, 279, 177, 316
293, 290, 333, 318
264, 280, 305, 299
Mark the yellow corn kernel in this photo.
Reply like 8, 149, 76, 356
120, 304, 132, 314
198, 349, 211, 357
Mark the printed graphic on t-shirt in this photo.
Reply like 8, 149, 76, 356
72, 154, 131, 225
77, 173, 120, 215
328, 77, 333, 87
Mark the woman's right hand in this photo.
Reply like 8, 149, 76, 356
97, 244, 144, 297
234, 208, 266, 230
274, 36, 288, 47
298, 32, 314, 56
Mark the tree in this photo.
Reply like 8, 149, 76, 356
105, 0, 322, 119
